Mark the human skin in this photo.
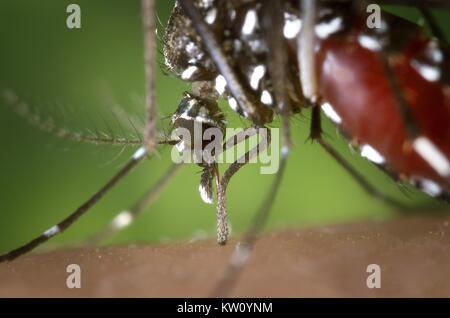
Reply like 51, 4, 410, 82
1, 214, 450, 297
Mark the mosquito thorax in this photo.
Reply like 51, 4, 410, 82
165, 0, 310, 125
163, 0, 367, 125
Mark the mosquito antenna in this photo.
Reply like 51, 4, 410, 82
108, 107, 131, 142
0, 146, 151, 263
86, 163, 182, 245
97, 84, 145, 139
126, 115, 144, 144
98, 110, 118, 141
142, 0, 157, 152
2, 90, 143, 146
100, 144, 128, 167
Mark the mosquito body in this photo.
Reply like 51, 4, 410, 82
1, 0, 449, 297
167, 0, 450, 203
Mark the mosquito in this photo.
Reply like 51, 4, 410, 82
1, 0, 450, 297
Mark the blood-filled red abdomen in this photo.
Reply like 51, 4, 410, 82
317, 37, 450, 193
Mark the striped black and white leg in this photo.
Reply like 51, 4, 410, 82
86, 163, 182, 245
311, 106, 449, 208
0, 0, 168, 263
0, 146, 150, 263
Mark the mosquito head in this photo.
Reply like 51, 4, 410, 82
172, 91, 225, 130
171, 87, 226, 158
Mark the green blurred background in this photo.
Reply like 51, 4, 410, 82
0, 0, 448, 253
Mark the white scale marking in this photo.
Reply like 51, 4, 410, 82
250, 65, 266, 90
358, 34, 382, 52
228, 97, 238, 111
133, 146, 147, 160
179, 110, 192, 121
200, 0, 213, 8
205, 8, 217, 25
411, 60, 441, 82
215, 75, 227, 95
420, 179, 443, 197
361, 144, 386, 165
111, 211, 133, 230
199, 184, 213, 204
283, 13, 302, 39
413, 137, 450, 178
315, 16, 343, 39
43, 225, 60, 238
181, 65, 198, 80
427, 40, 444, 63
185, 41, 196, 55
260, 90, 273, 106
242, 10, 257, 35
194, 116, 215, 125
431, 49, 443, 63
321, 102, 342, 124
188, 99, 196, 108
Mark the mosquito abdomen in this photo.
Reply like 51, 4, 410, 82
317, 19, 450, 198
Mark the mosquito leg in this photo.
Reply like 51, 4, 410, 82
210, 0, 306, 296
177, 0, 261, 124
0, 146, 152, 263
355, 2, 450, 185
310, 106, 429, 210
349, 2, 424, 146
375, 3, 450, 176
298, 0, 319, 104
317, 140, 412, 209
417, 5, 446, 42
215, 127, 267, 245
211, 122, 289, 297
86, 163, 182, 245
262, 0, 292, 148
215, 127, 264, 245
222, 126, 258, 153
379, 54, 422, 140
379, 51, 450, 186
142, 0, 157, 152
211, 155, 288, 298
